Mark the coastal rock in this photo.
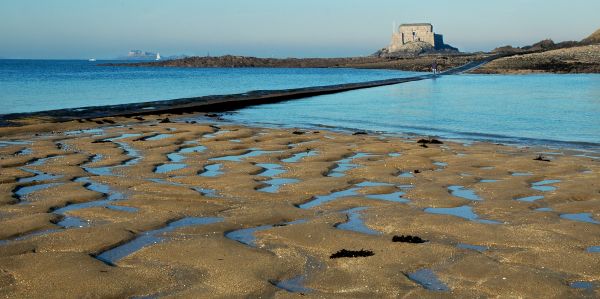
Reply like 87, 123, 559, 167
581, 28, 600, 44
475, 44, 600, 74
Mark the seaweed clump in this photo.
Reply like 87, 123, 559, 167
417, 138, 443, 145
330, 249, 374, 259
534, 154, 551, 162
392, 235, 428, 243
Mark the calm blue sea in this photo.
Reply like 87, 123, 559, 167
1, 60, 599, 149
0, 59, 417, 114
223, 73, 600, 150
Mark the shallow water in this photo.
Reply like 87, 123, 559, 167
199, 164, 223, 177
335, 207, 381, 235
0, 60, 416, 114
531, 179, 561, 191
255, 163, 286, 177
448, 185, 481, 201
398, 171, 415, 178
560, 213, 600, 224
407, 269, 450, 291
209, 149, 280, 162
570, 281, 596, 289
425, 205, 501, 224
144, 133, 173, 141
258, 178, 299, 193
365, 191, 409, 203
327, 153, 372, 177
96, 217, 223, 265
18, 168, 62, 183
15, 183, 62, 202
587, 246, 600, 253
191, 187, 219, 198
511, 172, 533, 176
297, 188, 360, 209
154, 163, 187, 174
272, 276, 312, 293
225, 74, 600, 150
155, 144, 207, 173
515, 195, 545, 202
457, 243, 488, 252
225, 220, 306, 247
479, 179, 499, 183
281, 150, 319, 163
84, 134, 143, 176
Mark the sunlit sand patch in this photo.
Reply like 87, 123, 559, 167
1, 118, 599, 297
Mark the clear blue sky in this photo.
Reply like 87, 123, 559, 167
1, 0, 599, 59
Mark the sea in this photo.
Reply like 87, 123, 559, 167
1, 59, 599, 151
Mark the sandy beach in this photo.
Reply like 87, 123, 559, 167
0, 113, 598, 298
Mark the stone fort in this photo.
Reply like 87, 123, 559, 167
388, 23, 446, 52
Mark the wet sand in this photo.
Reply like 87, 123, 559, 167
0, 114, 599, 298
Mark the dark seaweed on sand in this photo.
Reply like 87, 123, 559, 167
417, 138, 443, 144
534, 154, 551, 162
392, 235, 428, 243
353, 131, 368, 136
330, 249, 374, 259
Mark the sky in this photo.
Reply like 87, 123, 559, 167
1, 0, 599, 59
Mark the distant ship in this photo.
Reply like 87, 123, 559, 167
155, 53, 161, 61
88, 58, 96, 62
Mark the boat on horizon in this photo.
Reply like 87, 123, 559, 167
88, 58, 96, 62
155, 53, 161, 61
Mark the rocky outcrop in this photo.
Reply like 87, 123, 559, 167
475, 44, 600, 74
102, 53, 483, 73
375, 41, 458, 58
581, 28, 600, 44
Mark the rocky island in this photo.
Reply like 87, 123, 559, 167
106, 26, 600, 74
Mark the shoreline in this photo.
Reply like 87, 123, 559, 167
0, 114, 598, 297
211, 115, 600, 154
